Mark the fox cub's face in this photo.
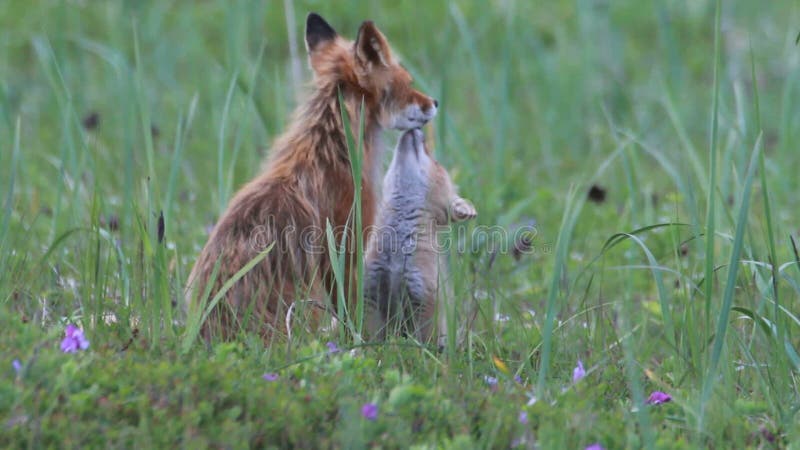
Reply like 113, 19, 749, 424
305, 13, 438, 130
389, 129, 477, 225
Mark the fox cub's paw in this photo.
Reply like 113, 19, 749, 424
450, 197, 477, 222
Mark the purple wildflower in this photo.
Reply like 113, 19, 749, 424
646, 391, 672, 405
361, 402, 378, 421
262, 373, 279, 381
60, 324, 89, 353
326, 341, 340, 354
585, 444, 605, 450
573, 360, 586, 382
514, 374, 523, 384
12, 359, 22, 374
518, 410, 528, 425
484, 375, 498, 386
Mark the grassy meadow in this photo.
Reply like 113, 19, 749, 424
2, 0, 800, 447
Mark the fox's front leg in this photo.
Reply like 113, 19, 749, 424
364, 298, 389, 341
409, 292, 437, 344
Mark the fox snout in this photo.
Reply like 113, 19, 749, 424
423, 97, 438, 117
413, 95, 438, 123
423, 98, 438, 121
392, 93, 437, 130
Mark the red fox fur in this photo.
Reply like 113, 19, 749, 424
185, 13, 438, 341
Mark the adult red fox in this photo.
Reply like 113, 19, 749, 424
186, 13, 438, 341
364, 129, 477, 345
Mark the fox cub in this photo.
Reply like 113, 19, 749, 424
185, 14, 438, 341
364, 129, 476, 344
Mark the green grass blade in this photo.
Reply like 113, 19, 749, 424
536, 185, 583, 395
749, 39, 782, 341
618, 290, 654, 449
702, 0, 722, 340
218, 72, 239, 216
325, 219, 350, 342
132, 20, 157, 203
609, 233, 675, 350
701, 133, 762, 414
0, 117, 21, 259
164, 93, 198, 225
337, 89, 366, 341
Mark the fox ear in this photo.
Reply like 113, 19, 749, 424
355, 20, 392, 69
305, 13, 337, 52
450, 197, 477, 222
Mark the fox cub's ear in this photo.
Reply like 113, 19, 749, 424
450, 197, 477, 222
355, 20, 392, 69
305, 13, 337, 52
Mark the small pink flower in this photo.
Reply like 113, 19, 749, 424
361, 402, 378, 421
262, 373, 279, 381
646, 391, 672, 405
60, 324, 89, 353
573, 360, 586, 382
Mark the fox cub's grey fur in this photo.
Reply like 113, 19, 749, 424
364, 129, 476, 344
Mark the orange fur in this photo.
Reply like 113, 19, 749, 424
185, 13, 437, 342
